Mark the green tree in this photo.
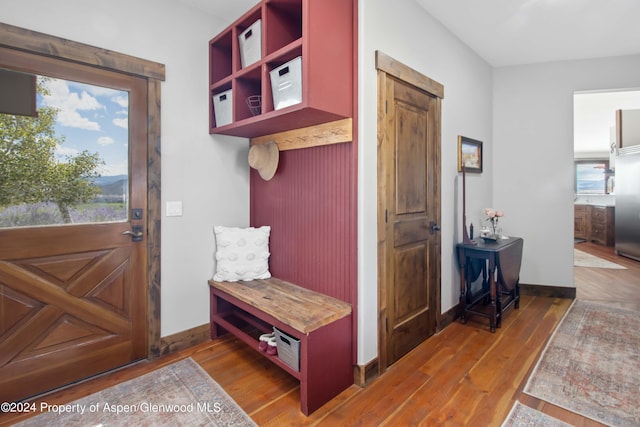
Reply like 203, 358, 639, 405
0, 77, 103, 223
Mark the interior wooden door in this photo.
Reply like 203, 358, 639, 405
0, 49, 148, 402
377, 52, 442, 368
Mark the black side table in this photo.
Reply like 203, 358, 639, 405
456, 237, 523, 332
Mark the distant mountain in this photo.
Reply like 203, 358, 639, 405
93, 175, 127, 186
101, 180, 127, 196
92, 175, 128, 201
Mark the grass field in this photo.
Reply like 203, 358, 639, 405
0, 202, 127, 227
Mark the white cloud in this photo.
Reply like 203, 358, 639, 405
41, 78, 102, 131
97, 136, 115, 146
70, 81, 120, 98
112, 95, 128, 108
113, 117, 128, 129
57, 110, 101, 130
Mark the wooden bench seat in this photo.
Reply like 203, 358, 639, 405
210, 278, 351, 333
208, 277, 353, 415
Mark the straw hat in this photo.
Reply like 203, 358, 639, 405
248, 141, 279, 181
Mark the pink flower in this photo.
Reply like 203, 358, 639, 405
484, 208, 504, 235
484, 208, 504, 219
484, 208, 496, 218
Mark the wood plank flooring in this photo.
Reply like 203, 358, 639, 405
574, 241, 640, 310
1, 241, 637, 426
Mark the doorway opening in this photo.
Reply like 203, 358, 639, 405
573, 89, 640, 301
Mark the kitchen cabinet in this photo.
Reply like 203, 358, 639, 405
208, 0, 354, 138
589, 205, 615, 246
575, 204, 615, 246
574, 204, 588, 240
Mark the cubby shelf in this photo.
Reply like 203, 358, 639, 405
209, 0, 354, 138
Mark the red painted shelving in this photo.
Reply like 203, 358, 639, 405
208, 0, 354, 138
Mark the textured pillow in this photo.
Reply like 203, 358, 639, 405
213, 226, 271, 282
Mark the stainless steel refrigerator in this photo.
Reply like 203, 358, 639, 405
615, 145, 640, 261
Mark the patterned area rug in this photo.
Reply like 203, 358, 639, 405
501, 401, 572, 427
524, 300, 640, 426
574, 249, 626, 269
16, 358, 256, 426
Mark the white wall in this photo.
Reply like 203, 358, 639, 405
358, 0, 493, 364
493, 55, 640, 287
1, 0, 251, 336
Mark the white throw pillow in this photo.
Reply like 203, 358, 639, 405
213, 226, 271, 282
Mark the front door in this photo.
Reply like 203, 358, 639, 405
0, 47, 148, 401
377, 52, 442, 368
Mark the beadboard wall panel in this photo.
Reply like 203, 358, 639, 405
250, 142, 356, 306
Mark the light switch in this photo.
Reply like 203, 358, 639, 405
166, 201, 183, 217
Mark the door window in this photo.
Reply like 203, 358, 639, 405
0, 73, 129, 227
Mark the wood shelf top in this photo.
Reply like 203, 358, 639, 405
251, 118, 352, 151
209, 277, 351, 334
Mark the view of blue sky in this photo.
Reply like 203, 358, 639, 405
38, 77, 129, 177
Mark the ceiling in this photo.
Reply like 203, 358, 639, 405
416, 0, 640, 67
182, 0, 640, 68
178, 0, 259, 25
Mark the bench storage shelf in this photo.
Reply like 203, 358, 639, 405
208, 278, 353, 415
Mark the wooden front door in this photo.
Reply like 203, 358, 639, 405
0, 48, 148, 402
377, 52, 442, 368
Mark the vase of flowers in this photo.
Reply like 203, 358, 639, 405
484, 208, 504, 238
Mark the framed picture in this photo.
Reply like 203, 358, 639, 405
458, 136, 483, 173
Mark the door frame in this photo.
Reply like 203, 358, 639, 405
0, 22, 165, 359
376, 51, 444, 373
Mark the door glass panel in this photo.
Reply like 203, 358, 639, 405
0, 73, 129, 228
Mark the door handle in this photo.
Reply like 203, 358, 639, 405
430, 221, 441, 234
122, 225, 144, 242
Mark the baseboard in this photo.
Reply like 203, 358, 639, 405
354, 357, 379, 387
439, 305, 459, 331
157, 323, 211, 356
520, 283, 576, 299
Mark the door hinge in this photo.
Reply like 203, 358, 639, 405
386, 318, 388, 333
385, 100, 388, 113
385, 209, 388, 223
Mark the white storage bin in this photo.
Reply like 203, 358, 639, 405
274, 327, 300, 372
213, 89, 233, 127
239, 19, 262, 68
270, 56, 302, 110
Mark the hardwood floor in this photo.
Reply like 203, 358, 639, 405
574, 241, 640, 310
2, 242, 637, 426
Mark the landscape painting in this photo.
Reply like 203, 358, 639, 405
458, 136, 483, 173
